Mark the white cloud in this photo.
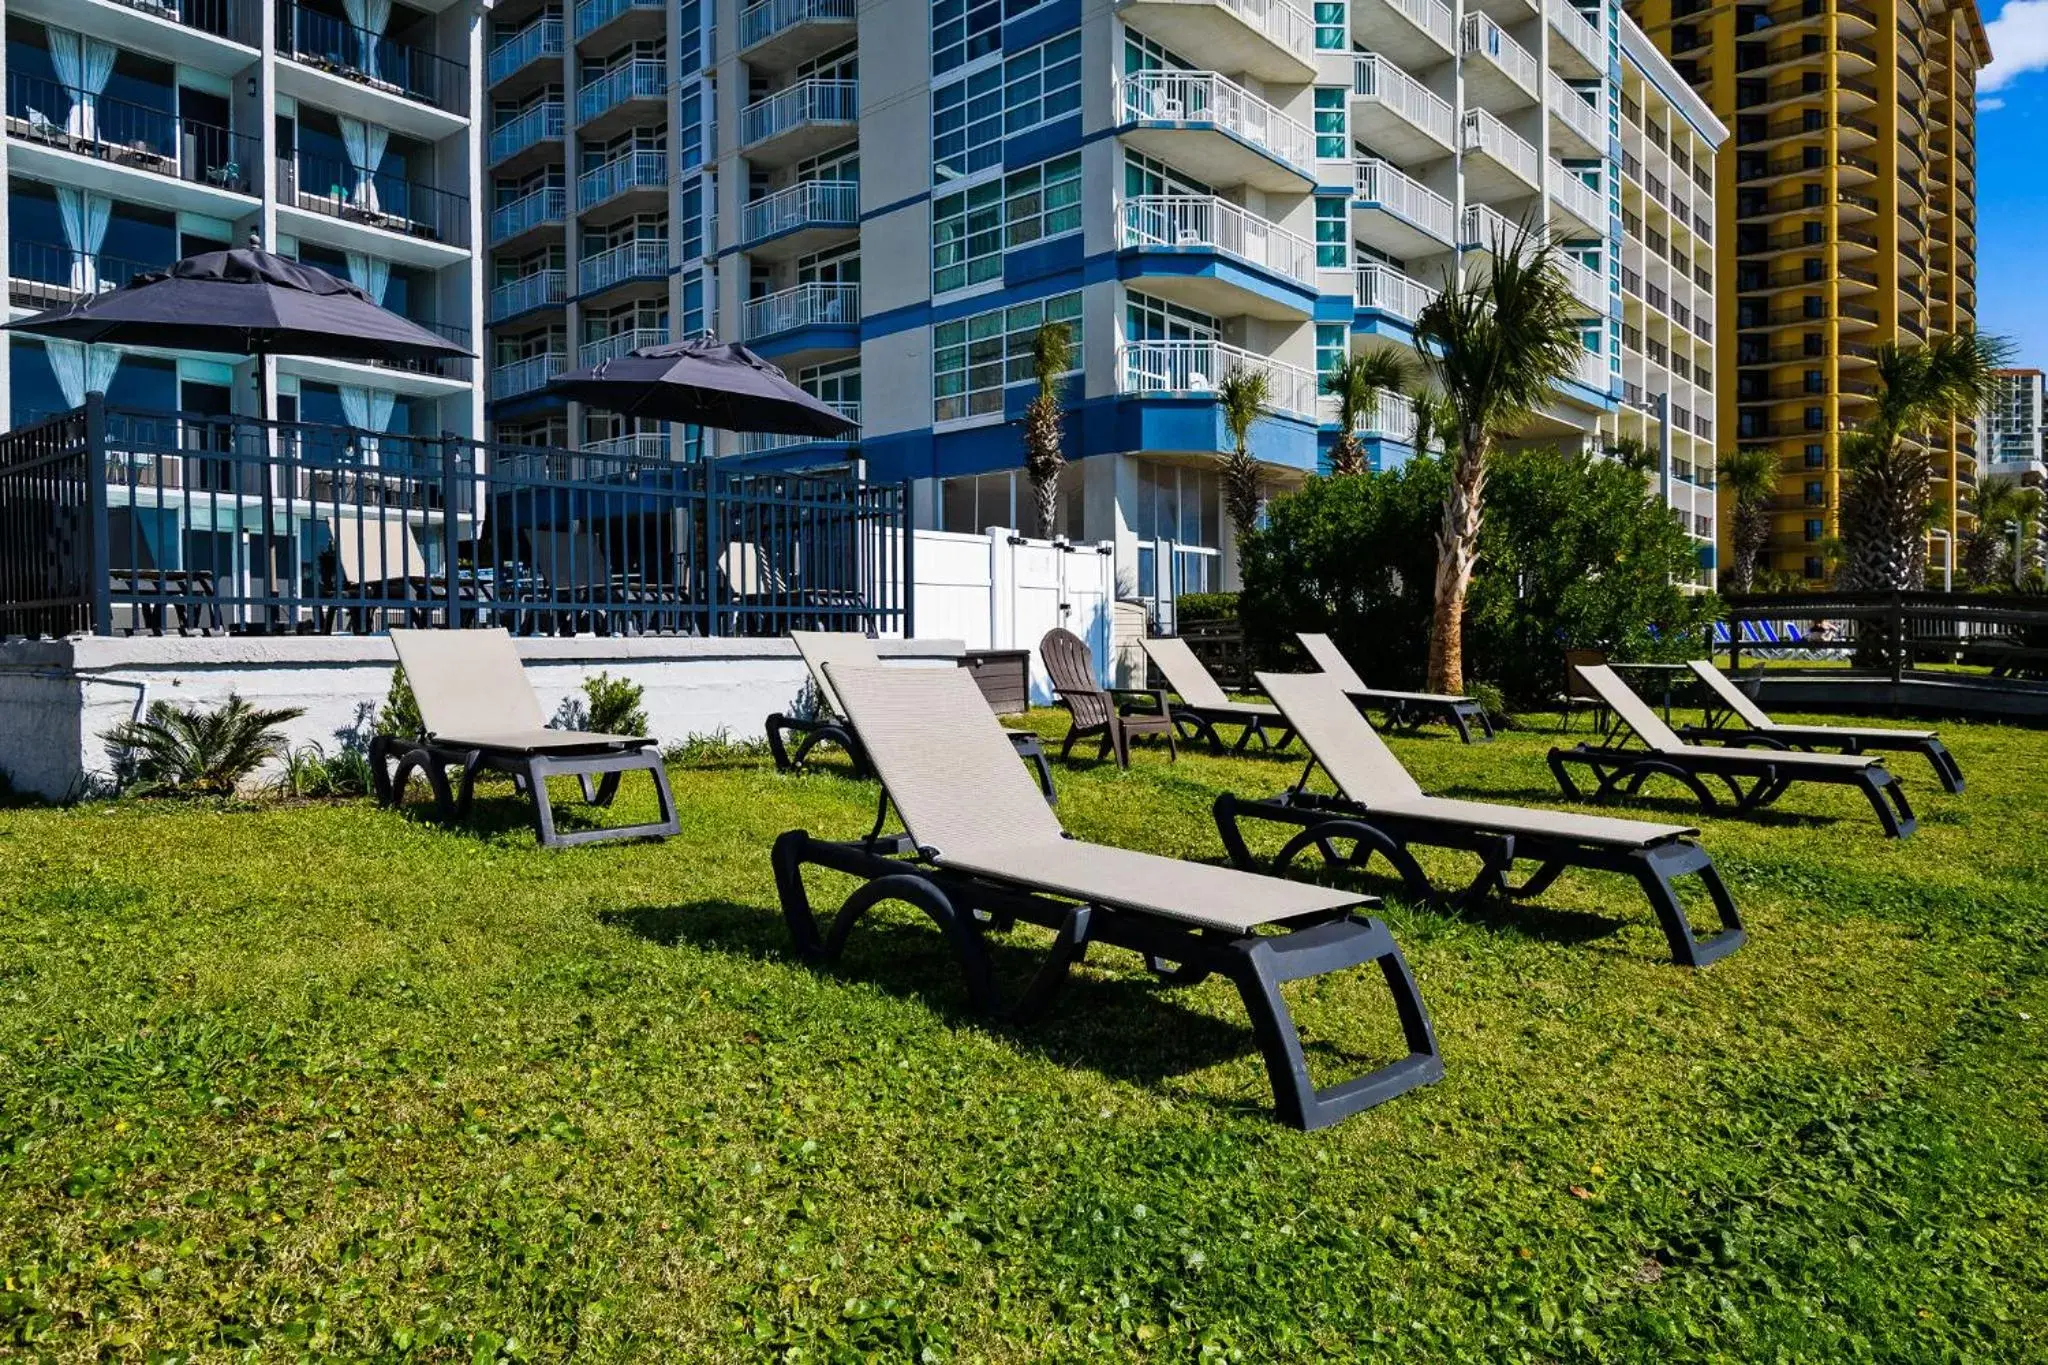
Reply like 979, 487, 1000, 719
1982, 95, 2008, 110
1984, 0, 2048, 92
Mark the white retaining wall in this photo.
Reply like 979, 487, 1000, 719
0, 634, 964, 801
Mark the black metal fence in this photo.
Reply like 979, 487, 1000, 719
1725, 592, 2048, 681
0, 398, 910, 640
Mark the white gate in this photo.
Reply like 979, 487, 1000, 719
911, 528, 1115, 702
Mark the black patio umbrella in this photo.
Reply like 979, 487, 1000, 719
547, 337, 858, 439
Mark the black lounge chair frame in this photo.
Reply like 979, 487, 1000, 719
770, 794, 1443, 1131
1115, 694, 1295, 756
1212, 767, 1745, 968
766, 711, 1058, 802
369, 733, 679, 848
1368, 693, 1494, 744
1546, 738, 1917, 838
1673, 722, 1964, 795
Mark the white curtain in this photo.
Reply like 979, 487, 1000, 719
49, 30, 117, 143
343, 0, 394, 82
56, 188, 112, 294
339, 384, 397, 459
46, 339, 121, 410
339, 117, 390, 213
343, 250, 391, 303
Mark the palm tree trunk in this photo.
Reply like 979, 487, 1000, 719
1032, 470, 1059, 540
1426, 432, 1486, 694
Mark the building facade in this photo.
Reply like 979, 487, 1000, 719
1629, 0, 1988, 587
1985, 367, 2044, 481
2, 0, 486, 439
483, 0, 1717, 602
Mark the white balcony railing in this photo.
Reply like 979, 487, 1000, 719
1352, 55, 1454, 146
489, 100, 564, 164
1461, 202, 1521, 252
1562, 255, 1608, 314
577, 149, 666, 207
1551, 163, 1607, 227
1116, 340, 1319, 420
1118, 195, 1316, 290
1354, 157, 1456, 242
1575, 348, 1610, 390
1382, 0, 1455, 51
490, 269, 566, 322
1355, 263, 1439, 322
1191, 0, 1316, 66
490, 352, 565, 400
490, 185, 567, 242
577, 59, 665, 123
740, 0, 855, 50
1547, 73, 1604, 148
740, 78, 858, 146
1462, 109, 1539, 185
584, 432, 673, 461
1116, 70, 1316, 174
741, 399, 861, 454
488, 17, 563, 84
742, 179, 860, 244
1548, 0, 1605, 68
1326, 389, 1418, 441
577, 327, 668, 368
1462, 13, 1538, 96
578, 238, 668, 294
743, 281, 860, 339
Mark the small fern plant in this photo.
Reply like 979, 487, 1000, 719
102, 694, 305, 797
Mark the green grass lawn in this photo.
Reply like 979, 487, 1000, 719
2, 707, 2045, 1361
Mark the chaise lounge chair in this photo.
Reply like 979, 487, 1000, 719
770, 663, 1442, 1130
767, 631, 1055, 797
1548, 664, 1917, 838
1677, 660, 1965, 794
1214, 672, 1744, 967
1138, 636, 1297, 755
1295, 632, 1494, 744
1040, 627, 1177, 768
373, 628, 680, 848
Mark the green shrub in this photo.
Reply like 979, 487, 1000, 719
374, 667, 423, 739
582, 672, 650, 737
273, 702, 378, 799
663, 728, 772, 767
102, 694, 305, 797
1173, 592, 1240, 623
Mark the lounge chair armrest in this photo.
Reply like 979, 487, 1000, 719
1111, 687, 1172, 716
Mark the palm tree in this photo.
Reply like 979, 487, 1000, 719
1962, 473, 2045, 588
1837, 331, 2010, 591
1218, 364, 1272, 541
1410, 388, 1457, 460
1323, 349, 1413, 476
1717, 447, 1779, 594
1021, 321, 1075, 539
1412, 223, 1583, 694
102, 694, 305, 797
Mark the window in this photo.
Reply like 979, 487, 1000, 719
1314, 1, 1345, 49
1124, 149, 1209, 198
1804, 555, 1824, 579
1126, 292, 1215, 341
1003, 34, 1081, 134
1314, 87, 1346, 159
1123, 31, 1191, 74
1316, 198, 1347, 269
1316, 323, 1345, 376
932, 36, 1080, 182
1005, 153, 1082, 247
932, 178, 1004, 293
933, 291, 1082, 422
676, 84, 704, 171
1804, 519, 1823, 543
933, 0, 1000, 76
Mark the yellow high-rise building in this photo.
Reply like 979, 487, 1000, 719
1628, 0, 1989, 585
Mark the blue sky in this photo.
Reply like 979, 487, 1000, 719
1978, 1, 2048, 363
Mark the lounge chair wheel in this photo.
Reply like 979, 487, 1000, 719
1272, 820, 1433, 905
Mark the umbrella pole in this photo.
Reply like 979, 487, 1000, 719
255, 347, 279, 632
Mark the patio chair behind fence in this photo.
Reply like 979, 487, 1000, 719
0, 396, 911, 639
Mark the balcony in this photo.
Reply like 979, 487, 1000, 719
8, 239, 160, 313
1562, 255, 1607, 316
577, 58, 665, 131
1116, 195, 1317, 318
740, 79, 858, 167
1117, 339, 1319, 421
1547, 0, 1604, 77
739, 0, 857, 68
1334, 389, 1418, 443
1574, 348, 1611, 393
573, 0, 663, 43
743, 282, 860, 348
490, 269, 567, 323
279, 153, 470, 261
1461, 13, 1538, 106
489, 100, 565, 169
490, 353, 566, 402
274, 2, 468, 137
1352, 158, 1455, 257
584, 432, 676, 461
7, 0, 253, 74
5, 74, 260, 213
577, 148, 666, 214
1460, 109, 1539, 198
1115, 70, 1315, 193
1347, 0, 1454, 70
1351, 55, 1454, 164
490, 185, 567, 246
1460, 202, 1520, 255
1354, 263, 1438, 325
578, 238, 668, 297
1113, 0, 1316, 84
489, 17, 564, 90
741, 180, 860, 257
1548, 74, 1604, 157
740, 400, 861, 457
1549, 164, 1606, 235
578, 327, 668, 368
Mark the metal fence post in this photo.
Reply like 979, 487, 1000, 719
440, 431, 464, 627
900, 478, 915, 638
83, 393, 112, 637
704, 462, 723, 637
